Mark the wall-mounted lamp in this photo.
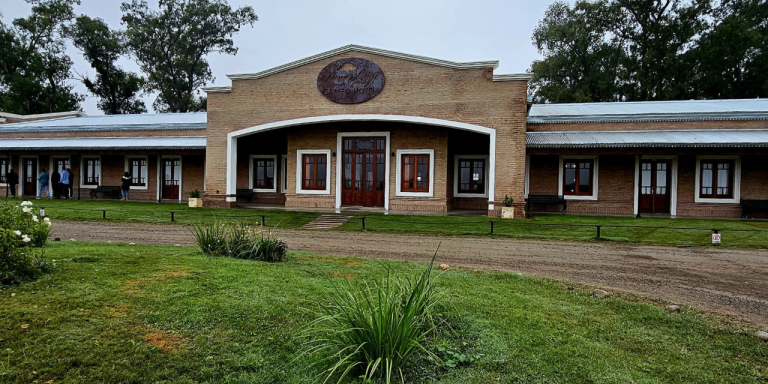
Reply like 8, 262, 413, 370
332, 152, 336, 157
391, 152, 395, 157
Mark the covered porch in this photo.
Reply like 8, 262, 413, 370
525, 129, 768, 218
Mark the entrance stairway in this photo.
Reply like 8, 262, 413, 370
303, 215, 353, 230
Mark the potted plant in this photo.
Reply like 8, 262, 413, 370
188, 189, 203, 208
501, 195, 514, 219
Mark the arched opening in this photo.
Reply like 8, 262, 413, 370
225, 115, 496, 213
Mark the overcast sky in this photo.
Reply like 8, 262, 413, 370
2, 0, 556, 115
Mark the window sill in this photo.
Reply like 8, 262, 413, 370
396, 191, 432, 198
455, 192, 488, 199
563, 194, 598, 201
252, 188, 277, 193
131, 185, 149, 190
694, 197, 739, 204
297, 188, 330, 195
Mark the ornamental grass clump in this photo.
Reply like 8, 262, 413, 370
302, 250, 442, 383
0, 201, 54, 285
191, 221, 287, 262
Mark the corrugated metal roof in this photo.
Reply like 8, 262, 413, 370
0, 136, 206, 150
528, 99, 768, 124
527, 129, 768, 148
0, 112, 206, 133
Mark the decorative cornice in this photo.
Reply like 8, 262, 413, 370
201, 86, 232, 93
226, 44, 500, 81
492, 73, 533, 82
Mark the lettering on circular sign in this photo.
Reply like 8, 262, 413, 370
317, 58, 385, 104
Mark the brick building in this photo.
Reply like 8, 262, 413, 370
1, 45, 767, 218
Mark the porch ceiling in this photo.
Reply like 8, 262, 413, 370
0, 136, 206, 151
527, 129, 768, 149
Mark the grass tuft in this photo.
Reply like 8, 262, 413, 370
302, 248, 443, 383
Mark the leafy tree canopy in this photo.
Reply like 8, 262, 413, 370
530, 0, 767, 103
120, 0, 258, 113
0, 0, 83, 114
66, 16, 147, 114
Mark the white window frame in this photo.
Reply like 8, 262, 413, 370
80, 155, 102, 188
558, 155, 599, 201
694, 155, 741, 204
249, 155, 278, 193
336, 132, 391, 209
395, 149, 435, 198
281, 154, 288, 193
296, 149, 332, 195
18, 155, 39, 195
633, 155, 678, 216
124, 155, 150, 190
0, 157, 11, 187
453, 154, 489, 198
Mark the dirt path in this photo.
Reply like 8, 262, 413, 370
52, 222, 768, 328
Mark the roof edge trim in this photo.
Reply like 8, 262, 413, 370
0, 110, 85, 120
492, 73, 533, 82
201, 86, 232, 93
226, 44, 500, 81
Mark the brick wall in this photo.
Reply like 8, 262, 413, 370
527, 153, 768, 218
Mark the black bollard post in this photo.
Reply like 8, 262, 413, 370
170, 211, 175, 222
596, 225, 602, 239
102, 210, 106, 219
490, 221, 495, 235
261, 215, 266, 227
362, 216, 366, 231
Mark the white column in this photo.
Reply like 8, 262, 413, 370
488, 131, 496, 211
226, 135, 238, 201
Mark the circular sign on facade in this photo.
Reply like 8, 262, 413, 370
317, 58, 385, 104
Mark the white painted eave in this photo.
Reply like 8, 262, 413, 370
492, 73, 533, 82
201, 86, 232, 93
226, 44, 500, 81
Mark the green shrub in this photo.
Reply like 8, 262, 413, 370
191, 221, 287, 262
302, 251, 441, 383
0, 201, 54, 285
190, 189, 201, 198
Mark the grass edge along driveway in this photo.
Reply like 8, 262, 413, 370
0, 242, 766, 383
6, 197, 768, 249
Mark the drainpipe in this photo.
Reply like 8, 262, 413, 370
636, 151, 643, 218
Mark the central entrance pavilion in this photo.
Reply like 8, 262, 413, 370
203, 45, 531, 216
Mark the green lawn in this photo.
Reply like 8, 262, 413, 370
0, 243, 766, 383
4, 197, 768, 248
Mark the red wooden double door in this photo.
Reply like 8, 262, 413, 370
162, 158, 181, 199
639, 160, 671, 214
341, 137, 386, 207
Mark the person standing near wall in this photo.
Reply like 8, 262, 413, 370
60, 168, 71, 199
37, 169, 51, 199
121, 172, 132, 201
7, 168, 18, 197
51, 169, 61, 199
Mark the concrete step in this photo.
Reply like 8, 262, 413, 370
303, 215, 353, 230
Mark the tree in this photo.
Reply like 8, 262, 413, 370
530, 1, 629, 103
0, 0, 83, 114
66, 16, 146, 114
529, 0, 763, 103
688, 0, 768, 99
120, 0, 258, 113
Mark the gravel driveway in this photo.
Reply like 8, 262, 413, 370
52, 222, 768, 327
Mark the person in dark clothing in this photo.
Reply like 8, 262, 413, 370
51, 170, 61, 199
7, 168, 19, 197
121, 172, 132, 201
62, 168, 73, 199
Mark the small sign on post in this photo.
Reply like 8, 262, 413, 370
712, 231, 721, 245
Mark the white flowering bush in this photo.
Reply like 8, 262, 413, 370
1, 201, 54, 285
